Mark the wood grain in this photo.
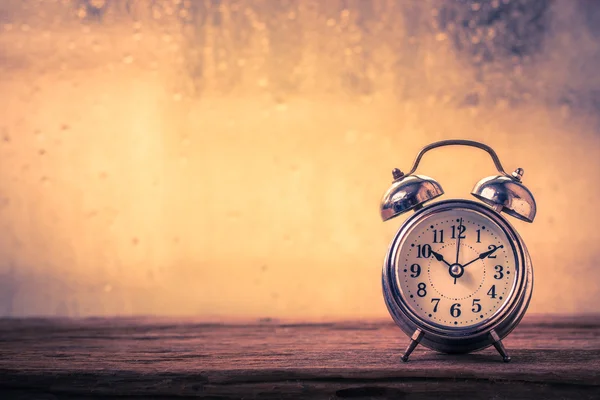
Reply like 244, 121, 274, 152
0, 315, 599, 399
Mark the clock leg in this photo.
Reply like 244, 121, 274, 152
401, 328, 424, 362
490, 329, 511, 362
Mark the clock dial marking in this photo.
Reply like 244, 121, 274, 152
396, 209, 518, 328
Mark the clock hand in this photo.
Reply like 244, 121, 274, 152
455, 217, 463, 264
462, 245, 504, 268
430, 249, 452, 267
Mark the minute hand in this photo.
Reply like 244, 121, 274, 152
462, 245, 504, 268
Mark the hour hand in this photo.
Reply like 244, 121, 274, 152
430, 250, 452, 267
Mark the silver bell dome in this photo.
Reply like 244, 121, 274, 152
471, 175, 537, 222
380, 175, 444, 221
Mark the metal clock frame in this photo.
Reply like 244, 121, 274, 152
382, 199, 533, 362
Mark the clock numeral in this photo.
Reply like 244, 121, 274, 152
409, 263, 421, 278
494, 265, 504, 280
417, 283, 427, 297
451, 225, 466, 239
486, 245, 498, 258
416, 244, 432, 259
433, 229, 444, 243
431, 298, 440, 313
450, 303, 461, 318
487, 285, 497, 299
471, 299, 481, 313
476, 229, 481, 243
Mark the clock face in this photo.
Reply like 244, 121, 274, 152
395, 207, 519, 329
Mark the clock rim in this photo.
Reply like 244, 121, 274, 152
382, 199, 533, 354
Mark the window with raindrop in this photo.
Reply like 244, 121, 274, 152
0, 0, 599, 319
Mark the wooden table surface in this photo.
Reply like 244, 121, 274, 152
0, 315, 599, 399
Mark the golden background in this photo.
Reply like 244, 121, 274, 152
0, 0, 599, 319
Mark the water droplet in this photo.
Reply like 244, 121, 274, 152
123, 55, 134, 64
326, 18, 336, 27
20, 24, 30, 32
173, 93, 182, 102
104, 284, 112, 293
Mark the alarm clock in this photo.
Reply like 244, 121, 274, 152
380, 140, 536, 362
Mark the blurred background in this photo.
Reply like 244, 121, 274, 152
0, 0, 599, 319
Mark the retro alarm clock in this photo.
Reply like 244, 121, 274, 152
380, 140, 536, 362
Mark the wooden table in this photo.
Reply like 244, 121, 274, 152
0, 315, 599, 399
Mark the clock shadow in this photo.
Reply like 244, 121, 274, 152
417, 350, 508, 364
